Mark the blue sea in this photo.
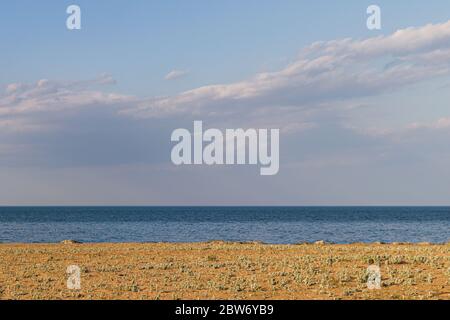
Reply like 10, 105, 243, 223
0, 207, 449, 244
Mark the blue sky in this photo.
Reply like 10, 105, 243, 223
1, 1, 450, 205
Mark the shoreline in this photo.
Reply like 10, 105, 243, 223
1, 240, 448, 245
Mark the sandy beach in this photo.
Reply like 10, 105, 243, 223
0, 242, 448, 300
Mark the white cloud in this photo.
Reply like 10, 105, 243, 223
4, 20, 450, 134
122, 20, 450, 122
0, 75, 134, 132
164, 70, 189, 81
408, 117, 450, 130
1, 76, 132, 116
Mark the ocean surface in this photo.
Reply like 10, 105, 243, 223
0, 207, 449, 244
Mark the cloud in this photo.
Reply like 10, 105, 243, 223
2, 20, 450, 204
0, 75, 134, 132
0, 75, 131, 116
353, 116, 450, 139
0, 75, 177, 168
122, 20, 450, 122
164, 70, 189, 81
408, 117, 450, 130
1, 21, 450, 169
4, 20, 450, 135
0, 118, 47, 133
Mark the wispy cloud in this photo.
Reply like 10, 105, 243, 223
164, 69, 189, 81
408, 117, 450, 130
1, 75, 131, 116
0, 75, 134, 132
121, 20, 450, 125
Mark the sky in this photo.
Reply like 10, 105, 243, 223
1, 1, 450, 205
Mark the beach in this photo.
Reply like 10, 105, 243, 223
0, 242, 448, 300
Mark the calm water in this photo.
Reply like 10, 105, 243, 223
0, 207, 449, 244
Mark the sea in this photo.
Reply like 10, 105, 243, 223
0, 206, 449, 244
